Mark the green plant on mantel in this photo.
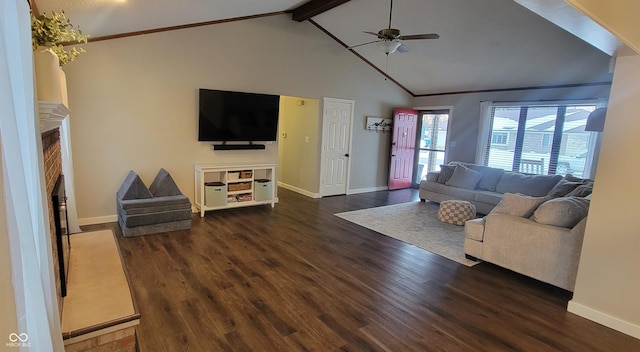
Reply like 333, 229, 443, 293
31, 10, 89, 67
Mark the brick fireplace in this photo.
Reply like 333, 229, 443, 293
36, 58, 139, 350
40, 124, 140, 352
41, 127, 66, 316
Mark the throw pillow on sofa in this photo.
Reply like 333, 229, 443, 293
564, 174, 590, 183
437, 164, 456, 184
546, 178, 583, 198
565, 182, 594, 197
531, 196, 590, 228
490, 193, 550, 218
426, 172, 439, 182
445, 164, 482, 190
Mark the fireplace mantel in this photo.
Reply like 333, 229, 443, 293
39, 101, 70, 133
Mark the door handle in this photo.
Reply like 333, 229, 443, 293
344, 154, 350, 157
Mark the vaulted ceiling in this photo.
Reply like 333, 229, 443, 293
34, 0, 626, 96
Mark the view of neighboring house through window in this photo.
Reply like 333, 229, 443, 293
416, 110, 449, 183
483, 103, 601, 178
492, 132, 508, 145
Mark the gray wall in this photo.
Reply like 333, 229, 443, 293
64, 14, 413, 223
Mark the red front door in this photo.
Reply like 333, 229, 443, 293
389, 108, 418, 190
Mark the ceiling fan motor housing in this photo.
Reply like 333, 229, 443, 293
378, 28, 401, 40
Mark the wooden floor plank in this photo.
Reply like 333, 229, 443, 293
75, 187, 640, 352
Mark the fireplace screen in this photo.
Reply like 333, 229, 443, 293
53, 174, 71, 297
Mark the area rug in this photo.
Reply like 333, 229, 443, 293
335, 202, 479, 267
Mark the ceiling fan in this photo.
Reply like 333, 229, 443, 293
348, 0, 439, 54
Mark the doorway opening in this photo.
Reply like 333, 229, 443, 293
277, 96, 321, 198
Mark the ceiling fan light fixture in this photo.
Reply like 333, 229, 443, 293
377, 40, 402, 54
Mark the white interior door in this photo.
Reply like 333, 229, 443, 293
320, 98, 354, 197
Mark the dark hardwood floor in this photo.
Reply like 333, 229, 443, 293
84, 188, 640, 351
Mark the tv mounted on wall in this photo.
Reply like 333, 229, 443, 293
198, 88, 280, 146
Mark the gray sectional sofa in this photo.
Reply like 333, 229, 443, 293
116, 168, 192, 237
465, 193, 590, 291
419, 162, 563, 214
420, 162, 594, 291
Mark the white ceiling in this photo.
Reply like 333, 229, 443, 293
35, 0, 308, 37
35, 0, 618, 96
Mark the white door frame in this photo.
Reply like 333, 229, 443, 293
320, 97, 355, 197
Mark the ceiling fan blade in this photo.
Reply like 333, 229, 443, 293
397, 44, 409, 53
363, 31, 380, 37
347, 40, 381, 50
398, 33, 440, 40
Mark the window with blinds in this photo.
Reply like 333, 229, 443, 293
483, 103, 599, 178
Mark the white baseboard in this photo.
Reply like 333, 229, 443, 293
79, 215, 117, 226
278, 182, 389, 198
568, 300, 640, 339
81, 199, 282, 226
277, 182, 321, 198
347, 186, 389, 195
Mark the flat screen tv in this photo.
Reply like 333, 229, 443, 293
198, 88, 280, 142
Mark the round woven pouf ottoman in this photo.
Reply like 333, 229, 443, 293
437, 200, 476, 225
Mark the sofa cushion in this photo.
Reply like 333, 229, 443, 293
546, 178, 583, 198
149, 168, 183, 197
495, 172, 562, 197
437, 165, 456, 184
531, 196, 590, 228
474, 190, 503, 206
119, 219, 192, 237
422, 181, 478, 201
120, 208, 193, 228
118, 194, 191, 210
466, 164, 504, 192
119, 201, 192, 215
490, 193, 550, 218
117, 171, 153, 200
446, 165, 482, 190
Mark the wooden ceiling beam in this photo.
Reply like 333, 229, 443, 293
291, 0, 351, 22
30, 0, 41, 16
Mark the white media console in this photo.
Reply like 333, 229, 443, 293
194, 163, 276, 217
